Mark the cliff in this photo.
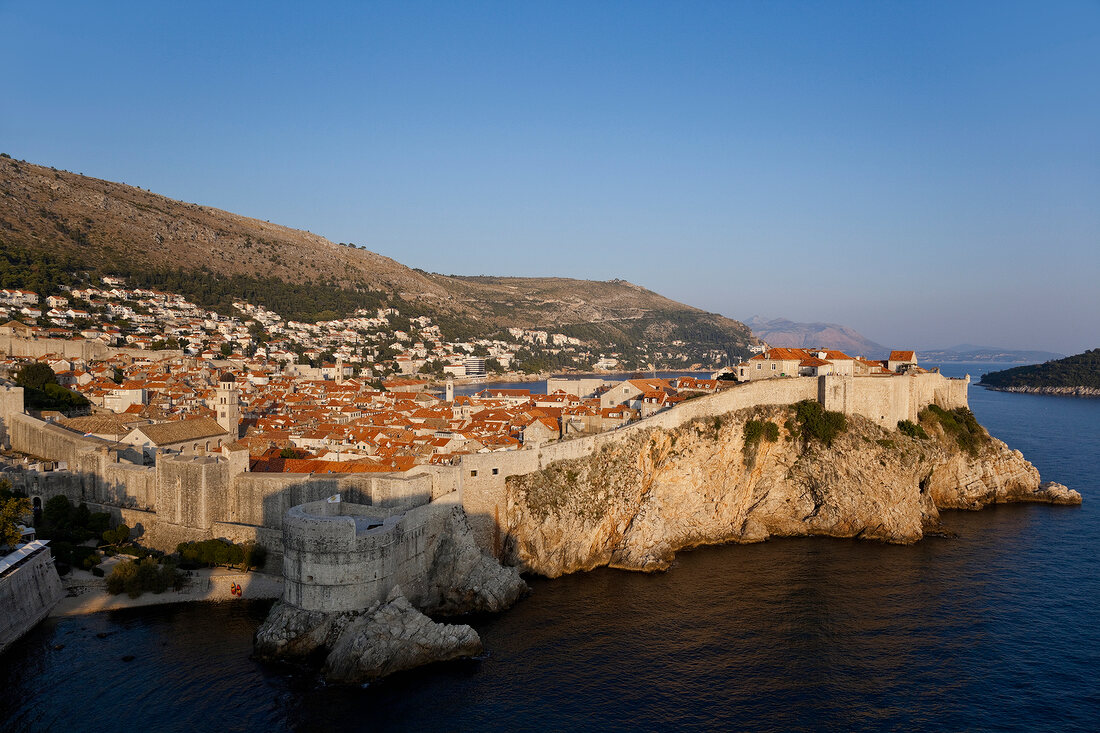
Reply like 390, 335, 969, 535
502, 404, 1081, 577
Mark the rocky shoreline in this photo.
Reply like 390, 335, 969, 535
502, 405, 1082, 577
253, 405, 1082, 684
253, 508, 527, 685
981, 384, 1100, 397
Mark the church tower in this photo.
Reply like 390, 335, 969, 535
216, 372, 241, 439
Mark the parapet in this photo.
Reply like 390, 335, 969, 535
282, 497, 429, 613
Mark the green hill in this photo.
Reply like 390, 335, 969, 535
0, 155, 756, 366
980, 349, 1100, 391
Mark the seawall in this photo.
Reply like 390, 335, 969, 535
1, 544, 64, 655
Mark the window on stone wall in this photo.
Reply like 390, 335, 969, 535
470, 470, 478, 477
492, 468, 499, 475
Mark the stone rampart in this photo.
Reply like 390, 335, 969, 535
0, 369, 970, 563
9, 413, 104, 465
0, 546, 64, 655
0, 334, 183, 362
156, 455, 229, 530
224, 470, 434, 530
281, 498, 450, 612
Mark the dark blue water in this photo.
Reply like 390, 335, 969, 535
2, 364, 1097, 731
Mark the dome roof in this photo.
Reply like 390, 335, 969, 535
218, 372, 236, 383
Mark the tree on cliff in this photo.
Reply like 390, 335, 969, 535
1, 496, 33, 549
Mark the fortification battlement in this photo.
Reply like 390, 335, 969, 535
284, 498, 403, 547
281, 497, 440, 612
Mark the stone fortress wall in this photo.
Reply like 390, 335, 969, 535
0, 334, 183, 362
0, 545, 64, 655
281, 496, 455, 612
0, 371, 970, 603
458, 371, 970, 548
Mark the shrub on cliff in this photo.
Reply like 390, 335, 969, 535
743, 419, 780, 452
897, 420, 929, 440
920, 405, 987, 455
742, 419, 780, 467
792, 400, 847, 447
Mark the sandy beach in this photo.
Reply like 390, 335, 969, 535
51, 565, 283, 616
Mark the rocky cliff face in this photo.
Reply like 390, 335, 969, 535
502, 405, 1081, 577
255, 591, 483, 684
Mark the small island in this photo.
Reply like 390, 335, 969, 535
980, 348, 1100, 396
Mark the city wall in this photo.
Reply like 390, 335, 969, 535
0, 547, 64, 655
458, 372, 969, 549
1, 371, 969, 563
0, 334, 183, 362
281, 496, 455, 613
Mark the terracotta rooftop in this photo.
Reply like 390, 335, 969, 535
134, 417, 228, 446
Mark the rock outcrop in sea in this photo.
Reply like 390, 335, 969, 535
256, 403, 1082, 683
255, 589, 483, 683
501, 404, 1081, 577
254, 507, 525, 684
984, 385, 1100, 397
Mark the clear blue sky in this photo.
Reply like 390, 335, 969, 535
2, 1, 1098, 353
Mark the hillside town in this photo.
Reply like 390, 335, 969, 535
1, 279, 926, 476
0, 281, 723, 378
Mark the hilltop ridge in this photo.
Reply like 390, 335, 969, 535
0, 156, 753, 365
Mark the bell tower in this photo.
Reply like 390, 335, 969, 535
216, 372, 241, 438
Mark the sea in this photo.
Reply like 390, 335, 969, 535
1, 363, 1097, 732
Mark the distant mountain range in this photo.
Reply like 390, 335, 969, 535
745, 316, 1065, 365
744, 317, 888, 358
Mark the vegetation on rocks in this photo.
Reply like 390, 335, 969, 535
790, 400, 848, 447
920, 405, 988, 456
743, 419, 780, 466
980, 348, 1100, 390
897, 420, 929, 439
517, 440, 643, 524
